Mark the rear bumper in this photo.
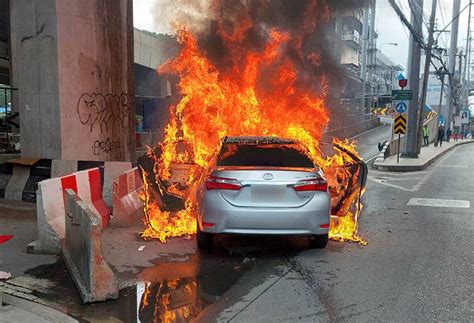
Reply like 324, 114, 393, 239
199, 192, 330, 236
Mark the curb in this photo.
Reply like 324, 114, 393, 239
0, 199, 36, 212
350, 124, 389, 140
373, 140, 474, 172
1, 293, 77, 322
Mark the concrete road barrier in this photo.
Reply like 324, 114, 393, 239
103, 162, 133, 207
0, 159, 132, 203
62, 189, 118, 303
111, 167, 144, 227
325, 116, 381, 140
51, 160, 132, 206
27, 168, 111, 255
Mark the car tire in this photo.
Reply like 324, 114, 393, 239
197, 225, 213, 252
309, 234, 328, 249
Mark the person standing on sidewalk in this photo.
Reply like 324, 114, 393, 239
437, 126, 445, 147
446, 128, 452, 142
423, 125, 430, 146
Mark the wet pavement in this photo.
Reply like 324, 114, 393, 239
0, 126, 395, 322
9, 128, 473, 322
199, 144, 474, 322
19, 234, 312, 322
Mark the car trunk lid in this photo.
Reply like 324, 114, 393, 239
210, 168, 324, 208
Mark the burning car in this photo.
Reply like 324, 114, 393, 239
137, 0, 368, 247
195, 136, 331, 251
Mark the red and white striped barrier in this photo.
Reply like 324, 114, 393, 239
111, 167, 144, 227
27, 168, 111, 255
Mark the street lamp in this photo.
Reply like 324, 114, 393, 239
380, 42, 399, 51
377, 43, 398, 72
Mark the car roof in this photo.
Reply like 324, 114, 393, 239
223, 136, 297, 145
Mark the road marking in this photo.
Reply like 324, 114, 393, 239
434, 147, 462, 169
365, 155, 380, 164
407, 198, 470, 208
368, 145, 468, 192
368, 177, 413, 192
375, 176, 424, 181
368, 171, 429, 192
370, 170, 429, 176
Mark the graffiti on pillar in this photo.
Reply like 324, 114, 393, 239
77, 92, 131, 133
92, 138, 122, 157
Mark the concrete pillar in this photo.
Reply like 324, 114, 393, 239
10, 0, 134, 161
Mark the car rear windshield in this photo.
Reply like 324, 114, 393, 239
217, 143, 314, 168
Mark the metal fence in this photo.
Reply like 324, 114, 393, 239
0, 86, 19, 152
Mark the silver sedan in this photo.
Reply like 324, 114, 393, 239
196, 136, 330, 251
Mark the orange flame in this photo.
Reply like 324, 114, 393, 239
139, 279, 197, 323
141, 1, 367, 246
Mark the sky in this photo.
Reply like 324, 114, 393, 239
377, 0, 472, 68
134, 0, 473, 70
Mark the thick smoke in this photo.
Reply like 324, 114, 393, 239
150, 0, 213, 34
152, 0, 370, 127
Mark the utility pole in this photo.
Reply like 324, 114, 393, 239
445, 0, 461, 131
367, 2, 376, 114
469, 44, 472, 100
402, 0, 423, 158
463, 0, 472, 105
468, 31, 473, 98
434, 71, 445, 147
361, 7, 369, 114
417, 0, 438, 154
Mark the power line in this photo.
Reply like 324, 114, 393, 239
388, 0, 458, 107
389, 0, 426, 48
438, 1, 449, 48
435, 2, 470, 43
408, 0, 431, 29
396, 0, 412, 42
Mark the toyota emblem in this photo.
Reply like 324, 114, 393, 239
263, 173, 273, 180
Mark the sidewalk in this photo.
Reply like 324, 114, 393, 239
373, 139, 474, 171
1, 293, 77, 322
0, 199, 57, 277
0, 198, 77, 322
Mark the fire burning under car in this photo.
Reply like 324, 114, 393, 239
138, 0, 368, 246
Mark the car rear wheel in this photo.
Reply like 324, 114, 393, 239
197, 224, 213, 252
309, 234, 328, 249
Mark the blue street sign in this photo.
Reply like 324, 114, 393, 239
439, 115, 445, 126
396, 102, 408, 113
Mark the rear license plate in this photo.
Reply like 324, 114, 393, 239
251, 185, 286, 202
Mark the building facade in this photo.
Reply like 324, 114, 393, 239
370, 51, 403, 108
331, 6, 365, 115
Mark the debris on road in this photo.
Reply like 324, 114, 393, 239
0, 271, 11, 280
0, 235, 13, 244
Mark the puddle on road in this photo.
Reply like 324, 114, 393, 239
22, 250, 250, 322
21, 235, 318, 322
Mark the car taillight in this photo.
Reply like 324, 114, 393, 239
205, 176, 242, 191
294, 178, 328, 192
202, 222, 216, 228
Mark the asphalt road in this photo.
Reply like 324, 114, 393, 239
351, 123, 392, 161
4, 125, 473, 322
197, 142, 474, 322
